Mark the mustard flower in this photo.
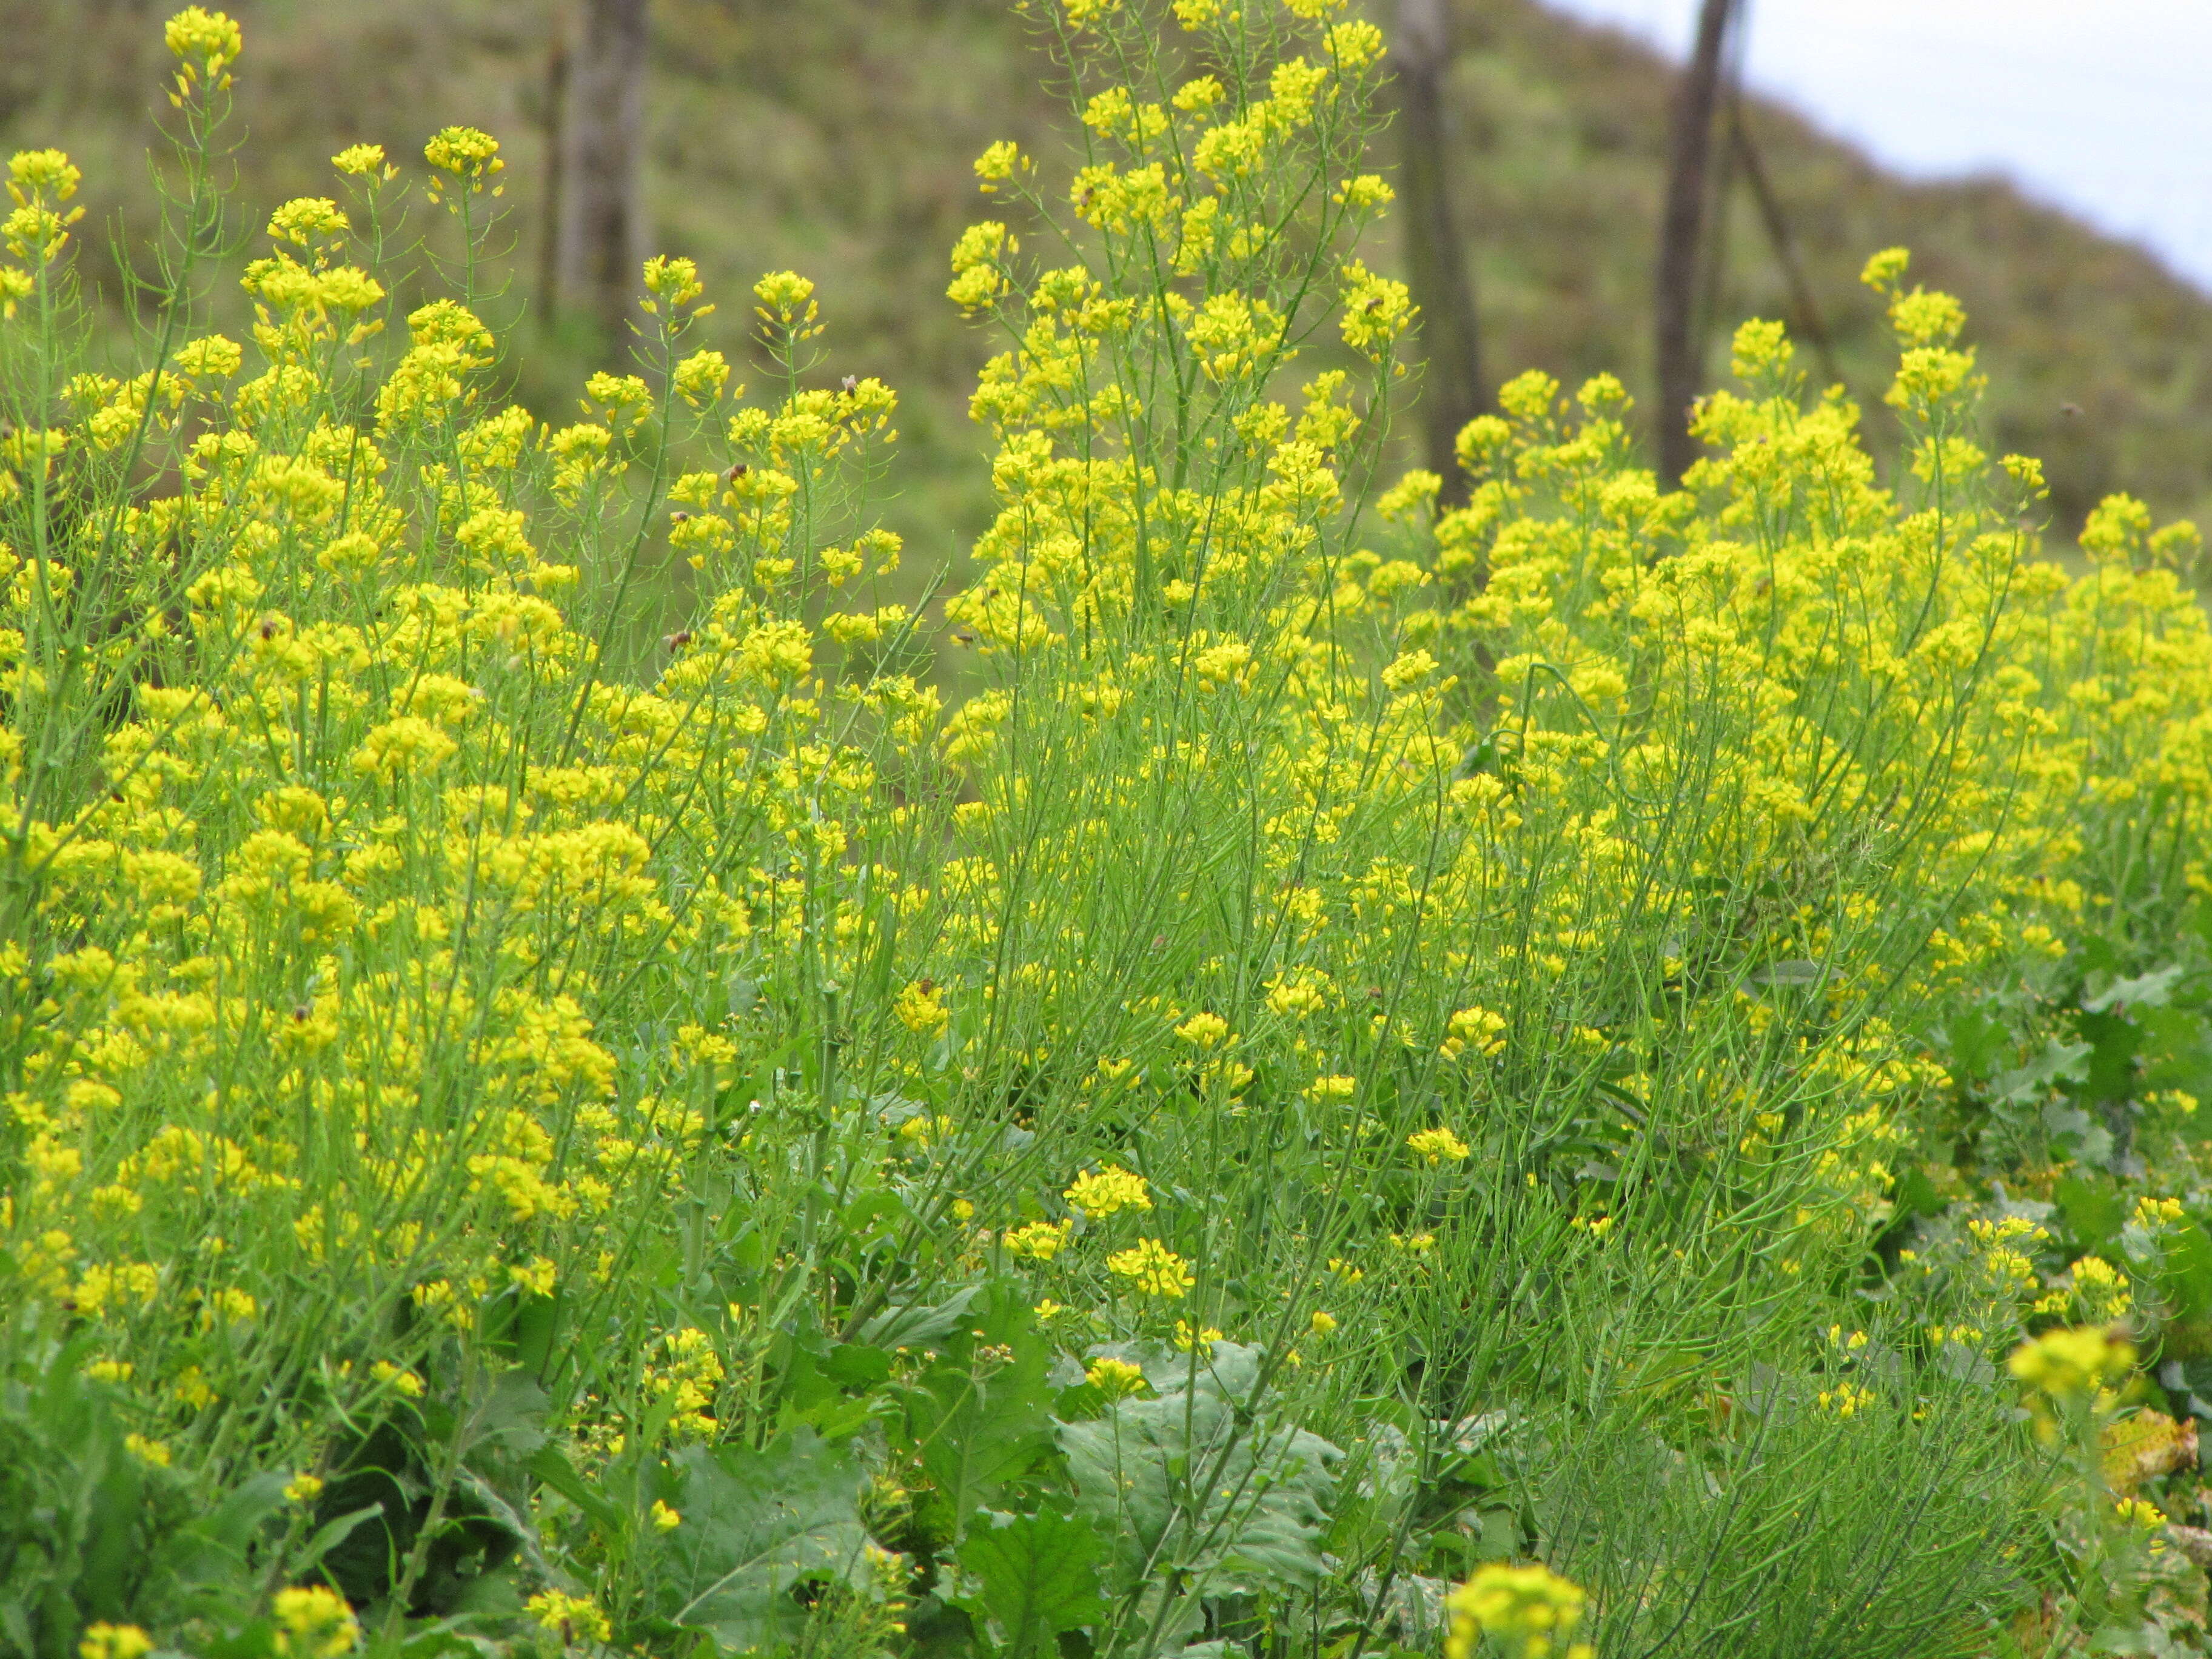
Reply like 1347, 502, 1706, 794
331, 143, 386, 178
673, 349, 731, 407
267, 197, 348, 247
423, 126, 503, 206
894, 979, 950, 1037
753, 269, 818, 325
270, 1588, 360, 1658
643, 253, 708, 310
1175, 1011, 1231, 1049
974, 141, 1028, 189
1338, 260, 1412, 358
1173, 1319, 1224, 1352
1004, 1219, 1074, 1261
1064, 1165, 1151, 1218
1407, 1127, 1470, 1165
527, 1591, 611, 1643
1107, 1238, 1195, 1299
1085, 1356, 1148, 1398
2008, 1326, 2133, 1403
369, 1359, 425, 1398
164, 7, 242, 74
1445, 1563, 1592, 1659
79, 1627, 154, 1659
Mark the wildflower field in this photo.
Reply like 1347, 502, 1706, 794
11, 3, 2212, 1656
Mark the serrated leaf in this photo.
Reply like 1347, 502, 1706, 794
906, 1334, 1054, 1533
955, 1508, 1108, 1657
651, 1430, 871, 1653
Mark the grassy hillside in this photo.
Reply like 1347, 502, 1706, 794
5, 0, 2210, 548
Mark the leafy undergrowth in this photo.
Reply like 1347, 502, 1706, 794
7, 5, 2212, 1658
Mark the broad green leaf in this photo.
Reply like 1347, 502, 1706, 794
651, 1430, 871, 1654
1059, 1343, 1339, 1597
858, 1284, 982, 1352
955, 1507, 1108, 1657
905, 1334, 1054, 1534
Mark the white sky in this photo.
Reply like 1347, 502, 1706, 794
1540, 0, 2212, 293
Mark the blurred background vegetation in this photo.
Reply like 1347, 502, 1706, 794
7, 0, 2210, 567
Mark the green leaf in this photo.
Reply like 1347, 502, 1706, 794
955, 1508, 1108, 1658
651, 1429, 871, 1654
2056, 1175, 2124, 1250
859, 1284, 982, 1353
1058, 1343, 1339, 1597
905, 1325, 1054, 1534
528, 1446, 620, 1531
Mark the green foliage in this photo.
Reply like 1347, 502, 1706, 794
648, 1433, 874, 1653
954, 1508, 1109, 1659
7, 4, 2212, 1659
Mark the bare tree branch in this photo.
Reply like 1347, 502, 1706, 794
1654, 0, 1737, 486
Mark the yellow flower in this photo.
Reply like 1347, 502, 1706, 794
423, 127, 503, 195
164, 6, 242, 73
79, 1626, 154, 1659
1174, 1011, 1231, 1049
1407, 1127, 1470, 1165
508, 1256, 558, 1298
526, 1590, 612, 1643
331, 143, 386, 178
1106, 1238, 1195, 1299
267, 196, 348, 247
369, 1360, 426, 1398
123, 1434, 171, 1467
1085, 1356, 1148, 1398
894, 979, 950, 1037
284, 1472, 325, 1504
1309, 1310, 1338, 1336
1173, 1319, 1224, 1352
1064, 1165, 1151, 1218
272, 1586, 360, 1659
673, 349, 730, 406
1441, 1005, 1507, 1060
652, 1498, 682, 1532
2008, 1326, 2133, 1403
974, 141, 1028, 189
1817, 1382, 1875, 1418
644, 253, 708, 309
1445, 1563, 1592, 1659
1004, 1219, 1074, 1261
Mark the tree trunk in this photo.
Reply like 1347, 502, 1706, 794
1654, 0, 1737, 486
1395, 0, 1485, 505
552, 0, 650, 359
535, 18, 569, 330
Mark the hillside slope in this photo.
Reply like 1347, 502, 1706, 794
4, 0, 2207, 548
